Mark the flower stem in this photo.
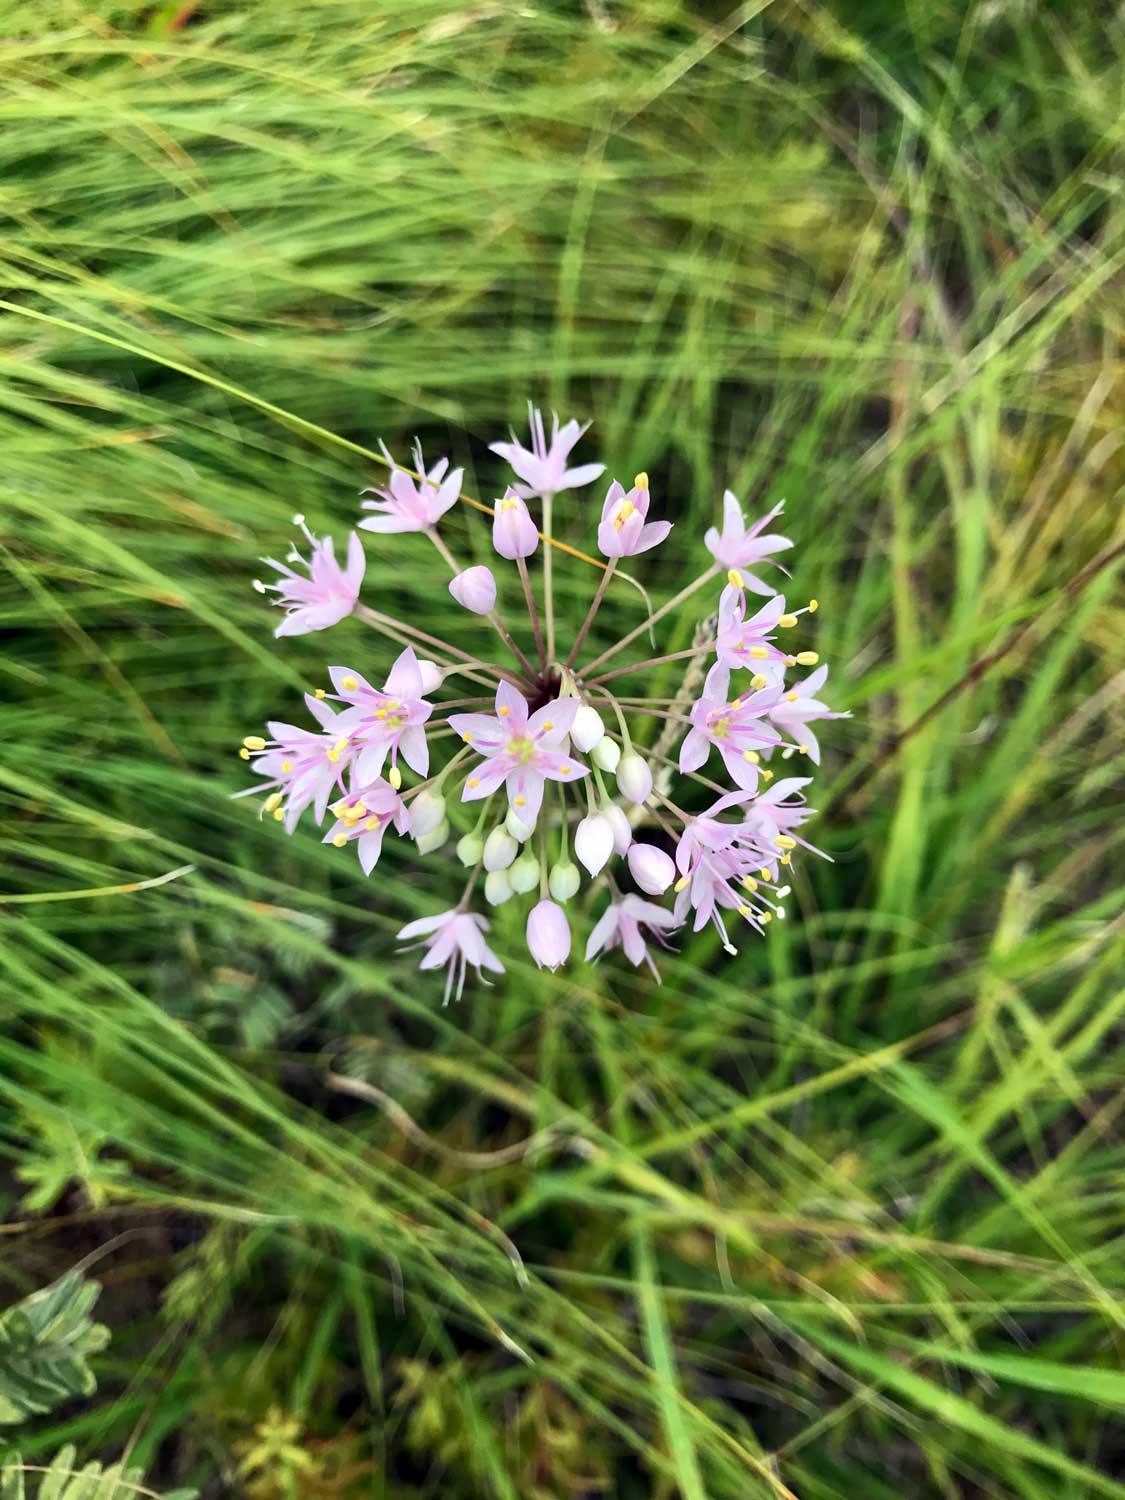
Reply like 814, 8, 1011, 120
354, 603, 503, 687
583, 643, 715, 689
564, 558, 617, 670
578, 563, 719, 676
542, 490, 556, 663
424, 526, 537, 683
517, 555, 547, 672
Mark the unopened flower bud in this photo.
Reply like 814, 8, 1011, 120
416, 658, 443, 694
492, 487, 539, 560
415, 819, 449, 854
484, 869, 514, 906
548, 859, 581, 902
592, 737, 620, 772
526, 899, 571, 970
509, 853, 540, 894
571, 704, 606, 752
448, 565, 497, 616
505, 809, 534, 843
483, 826, 518, 872
627, 842, 675, 895
574, 812, 614, 876
616, 751, 652, 804
456, 832, 484, 867
604, 804, 633, 855
409, 789, 446, 838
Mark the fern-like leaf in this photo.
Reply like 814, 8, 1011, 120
0, 1275, 110, 1425
0, 1447, 196, 1500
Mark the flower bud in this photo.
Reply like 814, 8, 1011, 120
484, 869, 514, 906
409, 789, 446, 838
415, 819, 449, 854
505, 809, 534, 843
456, 832, 483, 867
604, 803, 633, 856
526, 899, 571, 971
416, 658, 443, 694
571, 704, 606, 752
448, 565, 497, 616
574, 812, 614, 876
509, 852, 540, 894
592, 737, 620, 772
492, 487, 539, 560
627, 842, 675, 895
483, 826, 518, 871
616, 751, 652, 804
548, 859, 581, 902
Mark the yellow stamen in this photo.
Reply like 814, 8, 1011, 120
780, 854, 792, 865
787, 691, 798, 702
501, 497, 519, 512
388, 767, 402, 789
730, 699, 743, 711
748, 646, 768, 659
314, 688, 326, 699
326, 750, 340, 764
282, 760, 292, 772
761, 768, 773, 780
542, 720, 553, 731
242, 735, 266, 751
674, 875, 690, 893
333, 736, 349, 753
778, 614, 798, 628
726, 568, 743, 589
514, 794, 526, 806
499, 705, 510, 717
560, 764, 572, 775
273, 807, 285, 822
785, 656, 796, 666
353, 802, 367, 817
776, 834, 797, 849
760, 911, 773, 924
341, 675, 358, 691
614, 500, 636, 529
796, 651, 819, 666
742, 750, 758, 763
741, 875, 758, 892
633, 472, 649, 491
468, 777, 479, 789
759, 867, 772, 880
808, 599, 818, 612
264, 792, 282, 812
738, 904, 752, 917
238, 747, 250, 760
462, 731, 473, 742
332, 833, 348, 848
364, 815, 380, 831
799, 743, 810, 754
750, 674, 767, 689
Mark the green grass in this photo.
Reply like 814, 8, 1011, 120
1, 1, 1123, 1496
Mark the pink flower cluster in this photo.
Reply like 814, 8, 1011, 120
236, 405, 844, 997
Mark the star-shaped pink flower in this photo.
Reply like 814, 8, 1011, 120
330, 646, 434, 783
679, 662, 783, 790
449, 682, 588, 825
704, 493, 792, 594
489, 404, 605, 499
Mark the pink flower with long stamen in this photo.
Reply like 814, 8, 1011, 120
680, 662, 784, 790
261, 521, 365, 638
330, 646, 434, 782
705, 494, 792, 594
490, 403, 604, 498
397, 909, 505, 1003
449, 681, 588, 825
359, 443, 463, 534
586, 895, 678, 977
597, 477, 672, 558
767, 666, 846, 764
235, 693, 353, 833
322, 774, 412, 874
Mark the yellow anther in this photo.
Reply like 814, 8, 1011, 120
388, 767, 402, 789
326, 749, 340, 764
238, 747, 250, 760
730, 699, 743, 711
633, 472, 649, 491
742, 750, 758, 763
514, 795, 526, 807
273, 807, 285, 822
796, 651, 819, 666
314, 688, 326, 699
468, 777, 480, 789
353, 802, 367, 817
501, 497, 519, 511
282, 760, 292, 772
780, 854, 792, 865
778, 614, 798, 628
799, 743, 809, 754
726, 568, 743, 589
333, 736, 349, 753
785, 656, 797, 666
674, 875, 690, 893
750, 674, 767, 689
748, 646, 768, 659
374, 709, 388, 720
738, 904, 752, 917
364, 815, 380, 831
776, 834, 797, 849
332, 833, 348, 848
741, 875, 758, 892
542, 720, 553, 731
759, 867, 772, 880
760, 911, 773, 924
264, 792, 282, 812
787, 691, 798, 702
808, 599, 818, 612
499, 705, 510, 717
560, 764, 572, 775
761, 768, 773, 780
614, 500, 636, 529
462, 731, 473, 742
243, 735, 266, 751
341, 675, 358, 691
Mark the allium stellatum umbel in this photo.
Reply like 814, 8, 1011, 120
237, 407, 844, 999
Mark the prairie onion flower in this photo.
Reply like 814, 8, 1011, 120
236, 409, 844, 993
